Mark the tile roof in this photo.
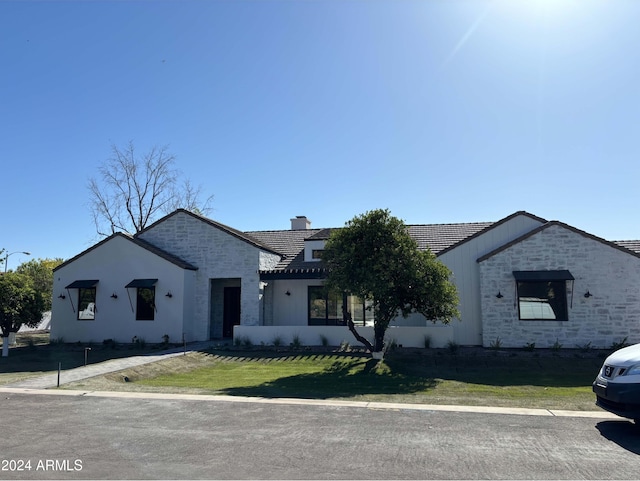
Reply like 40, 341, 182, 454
613, 240, 640, 254
408, 222, 493, 254
248, 219, 497, 277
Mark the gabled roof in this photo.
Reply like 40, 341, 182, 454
477, 220, 640, 263
54, 232, 198, 272
139, 209, 284, 256
250, 212, 546, 278
434, 211, 547, 257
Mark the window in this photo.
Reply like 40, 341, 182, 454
136, 287, 155, 321
311, 249, 323, 260
65, 280, 99, 321
308, 286, 373, 326
514, 271, 573, 321
78, 287, 96, 320
125, 279, 158, 321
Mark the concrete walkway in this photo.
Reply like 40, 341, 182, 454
4, 341, 218, 389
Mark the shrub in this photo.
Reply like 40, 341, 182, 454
489, 337, 502, 350
524, 342, 536, 352
447, 340, 459, 354
576, 341, 592, 353
423, 335, 432, 349
290, 334, 302, 349
271, 336, 282, 347
551, 338, 563, 351
610, 337, 629, 351
319, 334, 329, 347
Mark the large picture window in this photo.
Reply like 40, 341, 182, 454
513, 270, 573, 321
308, 286, 373, 326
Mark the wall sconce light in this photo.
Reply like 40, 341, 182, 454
110, 293, 118, 299
285, 290, 291, 296
58, 293, 66, 300
496, 291, 503, 299
584, 291, 593, 298
165, 292, 173, 298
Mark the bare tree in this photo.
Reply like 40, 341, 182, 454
88, 142, 213, 236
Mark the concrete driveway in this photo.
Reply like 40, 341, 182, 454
0, 390, 637, 480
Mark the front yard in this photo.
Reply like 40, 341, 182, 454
1, 332, 608, 411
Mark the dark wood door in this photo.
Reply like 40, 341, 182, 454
222, 286, 241, 338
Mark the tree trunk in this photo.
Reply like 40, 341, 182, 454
373, 324, 386, 352
2, 338, 8, 357
343, 304, 375, 352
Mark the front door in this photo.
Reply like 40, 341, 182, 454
222, 286, 241, 338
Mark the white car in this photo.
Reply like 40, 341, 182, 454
593, 343, 640, 424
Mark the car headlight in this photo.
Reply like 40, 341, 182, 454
624, 364, 640, 376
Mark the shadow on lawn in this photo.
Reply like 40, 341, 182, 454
211, 349, 602, 398
221, 357, 438, 399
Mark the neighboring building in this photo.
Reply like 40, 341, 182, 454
50, 209, 640, 349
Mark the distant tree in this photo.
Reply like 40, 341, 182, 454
16, 258, 64, 311
0, 248, 5, 271
322, 209, 459, 354
88, 141, 214, 236
0, 272, 46, 357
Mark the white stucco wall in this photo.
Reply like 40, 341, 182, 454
138, 212, 281, 339
235, 324, 453, 348
479, 224, 640, 348
51, 235, 193, 344
438, 213, 545, 346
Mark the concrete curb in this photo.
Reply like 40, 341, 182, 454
0, 386, 620, 420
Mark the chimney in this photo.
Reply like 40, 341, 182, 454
291, 216, 311, 230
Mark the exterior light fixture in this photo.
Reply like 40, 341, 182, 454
111, 293, 118, 299
285, 290, 291, 296
496, 291, 503, 299
165, 292, 173, 298
58, 293, 66, 300
584, 291, 593, 298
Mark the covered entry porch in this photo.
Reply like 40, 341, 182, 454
209, 278, 241, 339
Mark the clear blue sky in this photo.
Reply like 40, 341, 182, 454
1, 0, 639, 268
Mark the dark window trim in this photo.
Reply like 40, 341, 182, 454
516, 280, 569, 322
77, 287, 96, 321
307, 286, 372, 326
135, 286, 156, 321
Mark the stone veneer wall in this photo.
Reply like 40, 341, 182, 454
479, 224, 640, 348
138, 212, 281, 340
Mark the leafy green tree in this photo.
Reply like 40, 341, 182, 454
322, 209, 459, 353
16, 258, 64, 311
0, 272, 46, 357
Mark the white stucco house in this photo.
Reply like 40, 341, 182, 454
50, 209, 640, 349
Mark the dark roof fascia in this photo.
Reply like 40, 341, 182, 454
477, 221, 640, 263
435, 211, 548, 258
259, 268, 327, 280
137, 209, 284, 257
53, 232, 198, 272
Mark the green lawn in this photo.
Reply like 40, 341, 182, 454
3, 332, 608, 411
66, 348, 606, 411
0, 331, 168, 385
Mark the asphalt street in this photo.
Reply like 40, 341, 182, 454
0, 390, 638, 480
